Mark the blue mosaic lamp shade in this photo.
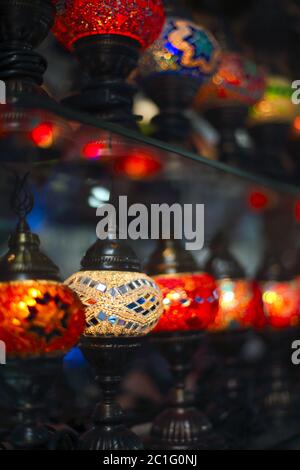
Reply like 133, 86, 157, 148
138, 17, 221, 84
65, 270, 163, 336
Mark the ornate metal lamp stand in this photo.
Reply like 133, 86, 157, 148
149, 331, 225, 450
78, 336, 143, 450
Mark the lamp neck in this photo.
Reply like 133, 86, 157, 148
63, 35, 141, 128
0, 0, 54, 94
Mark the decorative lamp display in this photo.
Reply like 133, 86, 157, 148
65, 236, 163, 450
249, 76, 297, 126
0, 174, 85, 450
205, 233, 265, 331
194, 52, 265, 164
257, 252, 300, 328
205, 233, 265, 445
248, 76, 297, 181
52, 0, 165, 126
147, 239, 218, 333
138, 14, 220, 145
65, 240, 163, 337
195, 52, 266, 109
0, 185, 85, 358
146, 239, 224, 450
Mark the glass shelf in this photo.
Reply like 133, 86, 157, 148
0, 96, 298, 280
1, 94, 299, 196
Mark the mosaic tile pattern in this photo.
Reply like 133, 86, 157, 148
65, 271, 163, 336
52, 0, 165, 50
0, 280, 85, 357
139, 17, 220, 83
196, 52, 266, 109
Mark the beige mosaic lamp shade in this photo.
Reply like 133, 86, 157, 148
65, 270, 163, 337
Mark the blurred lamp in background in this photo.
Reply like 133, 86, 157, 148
248, 76, 297, 181
138, 0, 220, 147
205, 233, 265, 331
195, 51, 265, 165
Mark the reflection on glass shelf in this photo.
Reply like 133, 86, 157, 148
0, 95, 298, 195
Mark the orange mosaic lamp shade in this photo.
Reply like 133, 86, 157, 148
0, 280, 85, 357
260, 280, 300, 329
212, 279, 266, 331
152, 273, 219, 333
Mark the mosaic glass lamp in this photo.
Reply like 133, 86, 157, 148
249, 76, 297, 126
65, 236, 163, 450
205, 233, 265, 445
0, 189, 85, 359
194, 51, 265, 164
137, 10, 220, 146
147, 240, 218, 333
257, 252, 300, 329
0, 174, 85, 449
248, 76, 298, 181
52, 0, 165, 126
65, 239, 163, 337
205, 234, 265, 331
146, 239, 225, 450
196, 52, 266, 109
0, 0, 70, 163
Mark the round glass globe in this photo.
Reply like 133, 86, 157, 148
195, 52, 266, 109
152, 272, 219, 333
249, 76, 297, 126
138, 16, 220, 83
52, 0, 166, 50
65, 270, 163, 336
260, 280, 300, 329
211, 279, 266, 331
0, 280, 85, 358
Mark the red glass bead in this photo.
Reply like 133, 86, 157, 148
153, 273, 218, 333
52, 0, 165, 50
0, 281, 85, 358
212, 279, 266, 331
261, 280, 300, 328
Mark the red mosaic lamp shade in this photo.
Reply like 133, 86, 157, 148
195, 52, 266, 109
147, 240, 218, 333
153, 273, 218, 333
205, 234, 265, 331
212, 279, 266, 331
0, 202, 85, 358
0, 281, 85, 357
260, 280, 300, 329
52, 0, 166, 50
